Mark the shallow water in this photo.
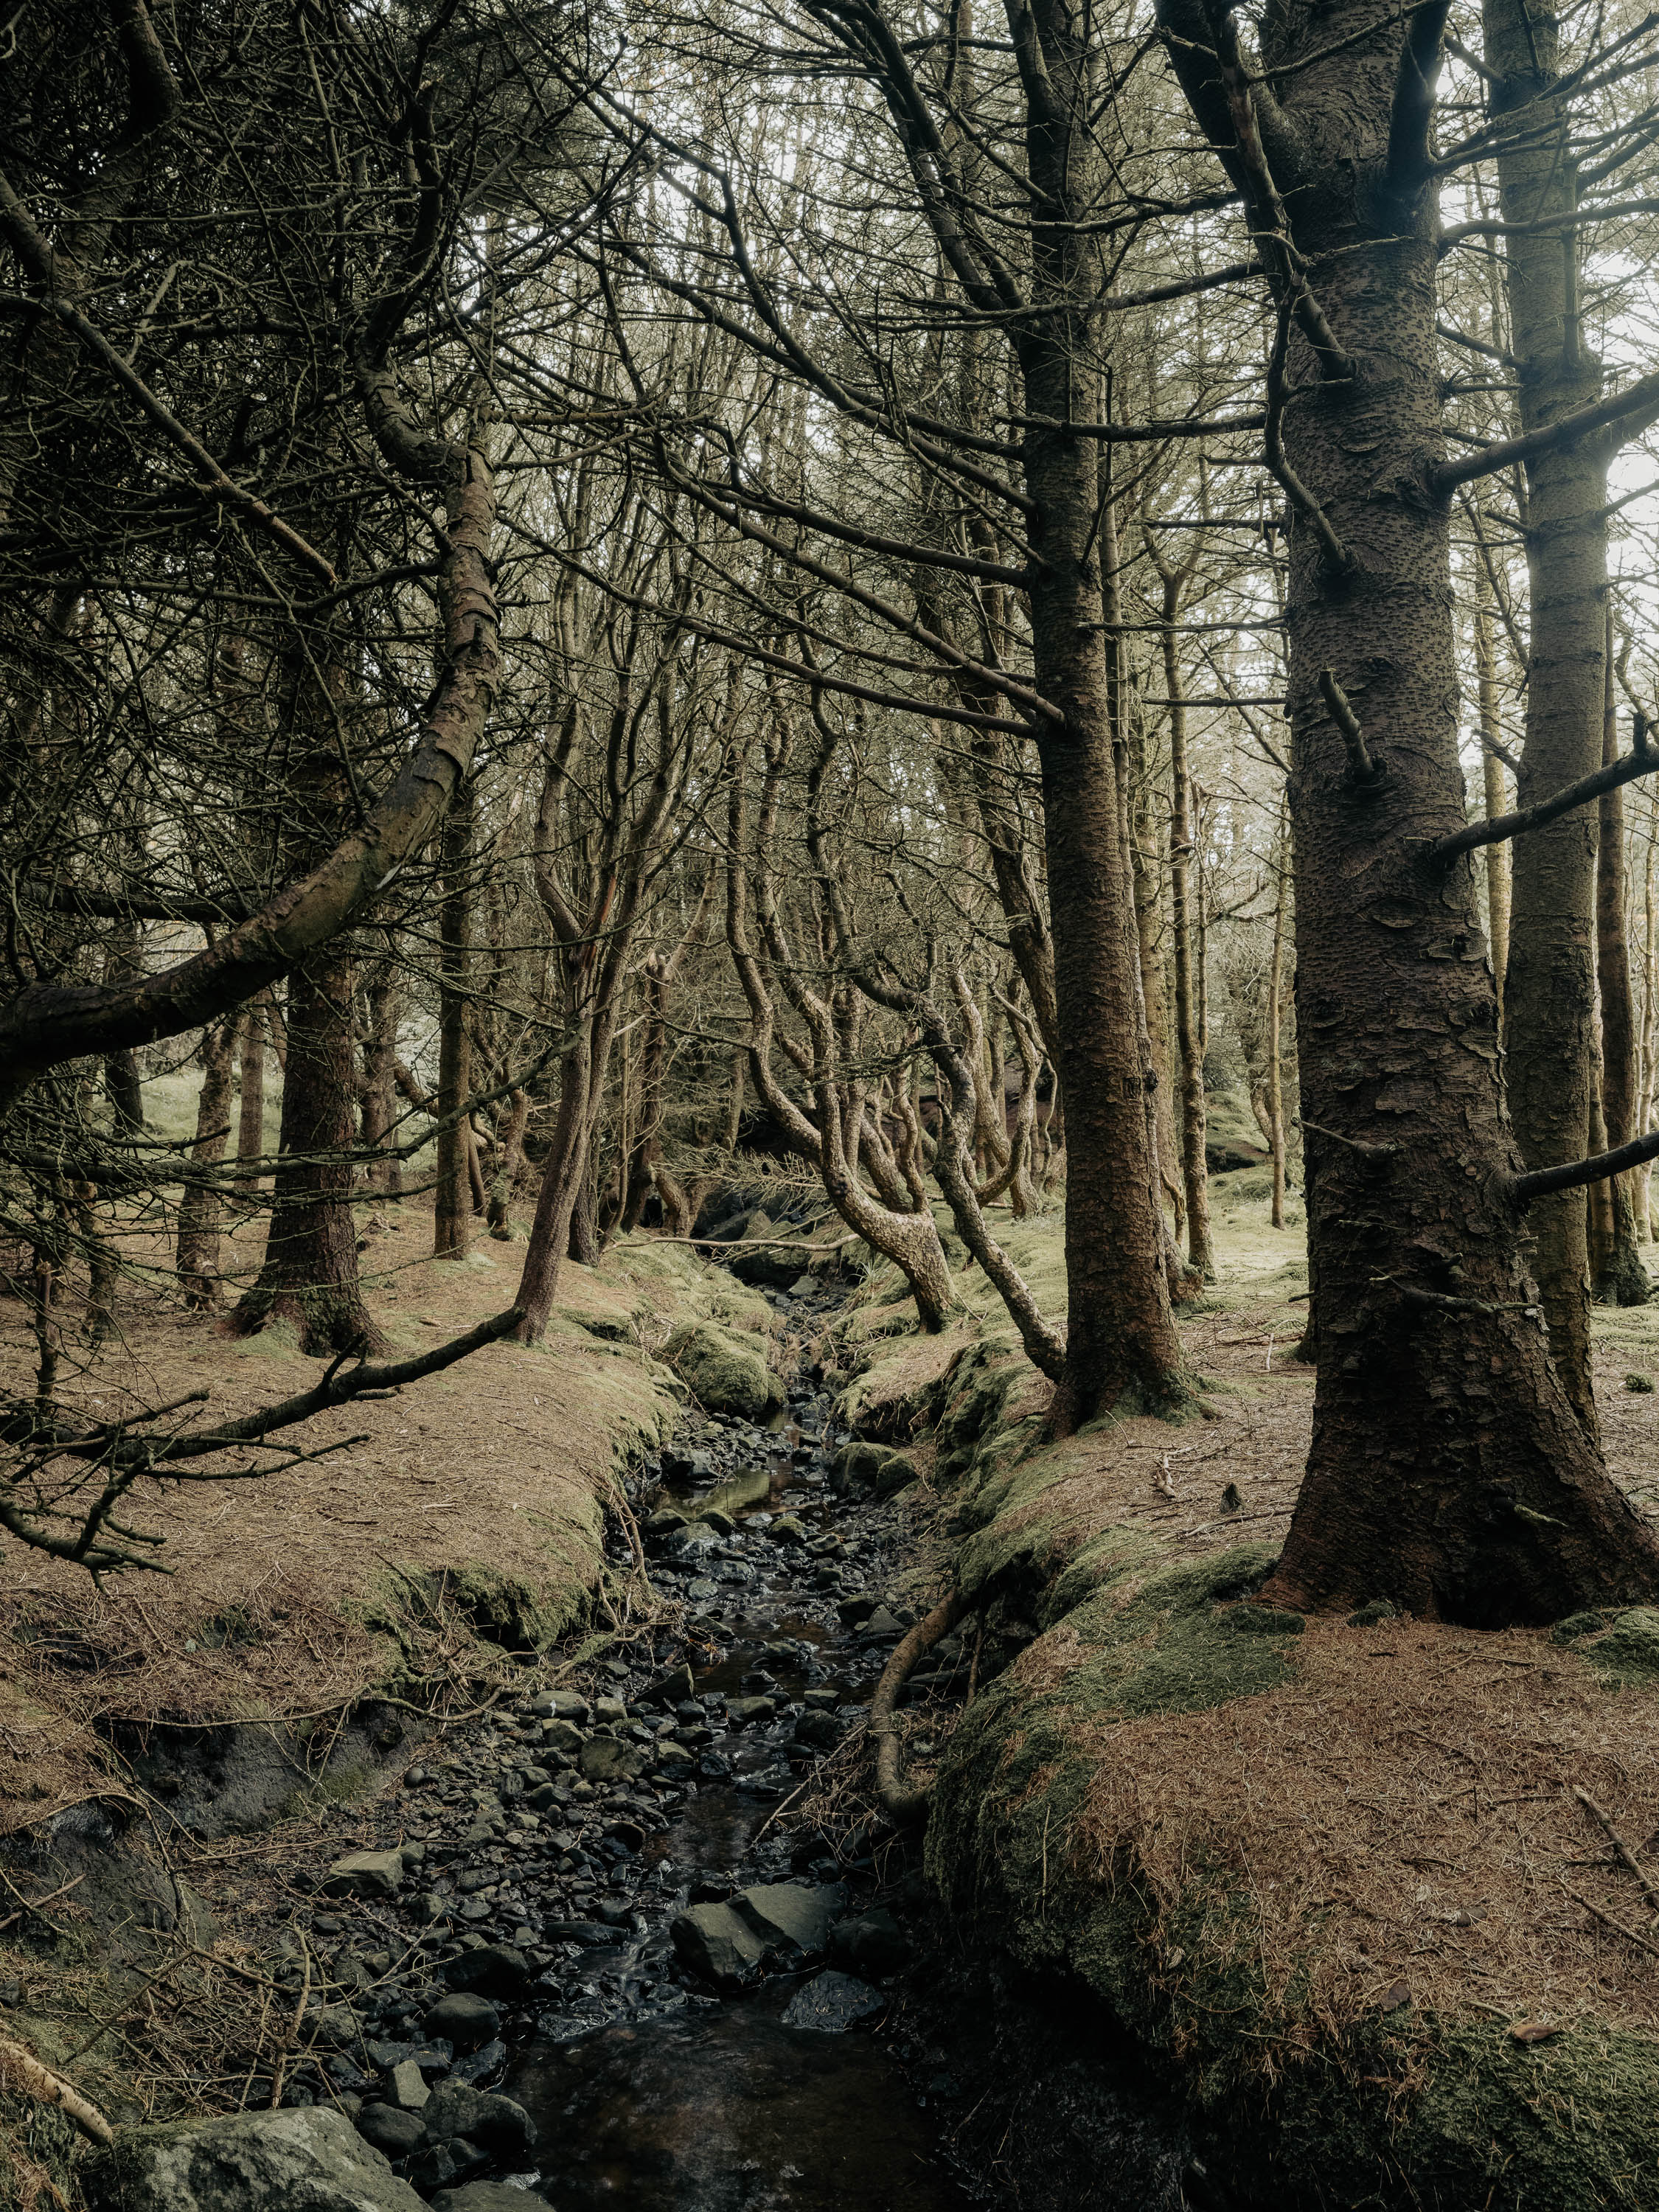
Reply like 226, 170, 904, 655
508, 1990, 972, 2212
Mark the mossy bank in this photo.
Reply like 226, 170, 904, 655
831, 1198, 1659, 2212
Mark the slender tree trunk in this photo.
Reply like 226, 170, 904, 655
1475, 599, 1511, 1026
1015, 0, 1185, 1426
487, 1088, 529, 1239
1484, 0, 1609, 1433
237, 992, 268, 1191
1266, 830, 1288, 1231
1161, 0, 1659, 1621
176, 1014, 237, 1307
1164, 592, 1214, 1279
1593, 618, 1649, 1302
360, 967, 401, 1200
434, 785, 474, 1258
514, 1031, 595, 1334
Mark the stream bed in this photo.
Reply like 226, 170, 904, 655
279, 1270, 979, 2210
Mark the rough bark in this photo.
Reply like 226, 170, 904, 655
434, 785, 475, 1259
1483, 0, 1608, 1432
237, 994, 268, 1189
1159, 0, 1659, 1622
1474, 599, 1511, 1024
1265, 832, 1289, 1231
1015, 0, 1186, 1425
1163, 591, 1215, 1279
175, 1015, 237, 1307
1593, 628, 1649, 1303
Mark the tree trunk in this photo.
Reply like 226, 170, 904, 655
359, 967, 401, 1200
1484, 0, 1609, 1433
487, 1088, 529, 1239
232, 956, 386, 1352
1593, 619, 1649, 1303
1015, 0, 1186, 1426
1164, 593, 1214, 1279
1160, 0, 1659, 1622
1474, 599, 1510, 1026
175, 1014, 237, 1307
237, 992, 268, 1190
434, 785, 474, 1258
1266, 829, 1288, 1231
513, 1032, 595, 1335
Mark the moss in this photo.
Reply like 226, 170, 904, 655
1577, 1607, 1659, 1688
662, 1321, 786, 1419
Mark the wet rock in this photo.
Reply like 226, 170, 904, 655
449, 2039, 507, 2086
771, 1515, 810, 1544
355, 2102, 426, 2158
793, 1710, 844, 1750
782, 1970, 886, 2032
431, 2188, 554, 2212
421, 2081, 536, 2157
422, 1993, 501, 2051
831, 1907, 912, 1976
536, 1719, 584, 1756
645, 1662, 697, 1705
725, 1695, 776, 1725
669, 1900, 768, 1986
543, 1918, 616, 1947
731, 1882, 845, 1961
580, 1736, 645, 1784
835, 1595, 878, 1627
324, 1848, 406, 1899
82, 2107, 426, 2212
408, 2138, 489, 2194
442, 1944, 530, 1999
859, 1607, 906, 1640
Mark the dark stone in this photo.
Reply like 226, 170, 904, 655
408, 2138, 490, 2194
355, 2104, 425, 2158
441, 1944, 529, 1999
421, 2081, 535, 2157
421, 1994, 501, 2051
781, 1971, 886, 2033
793, 1711, 844, 1750
830, 1908, 912, 1976
543, 1918, 618, 1947
646, 1661, 697, 1705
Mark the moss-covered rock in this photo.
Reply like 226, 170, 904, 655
1579, 1605, 1659, 1686
663, 1322, 785, 1419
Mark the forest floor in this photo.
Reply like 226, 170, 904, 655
8, 1166, 1659, 2209
0, 1207, 777, 1837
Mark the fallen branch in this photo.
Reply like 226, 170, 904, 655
0, 2033, 115, 2144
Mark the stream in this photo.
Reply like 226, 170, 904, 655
279, 1267, 979, 2211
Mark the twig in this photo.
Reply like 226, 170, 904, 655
0, 2033, 114, 2144
1568, 1885, 1659, 1961
0, 1869, 84, 1933
1177, 1505, 1293, 1537
1318, 669, 1382, 782
1301, 1119, 1397, 1161
1572, 1784, 1659, 1919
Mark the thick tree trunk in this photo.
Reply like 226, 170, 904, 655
1484, 0, 1608, 1433
1161, 0, 1659, 1622
434, 785, 474, 1259
175, 1015, 237, 1307
1593, 625, 1649, 1303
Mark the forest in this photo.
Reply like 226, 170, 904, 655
5, 0, 1659, 2204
